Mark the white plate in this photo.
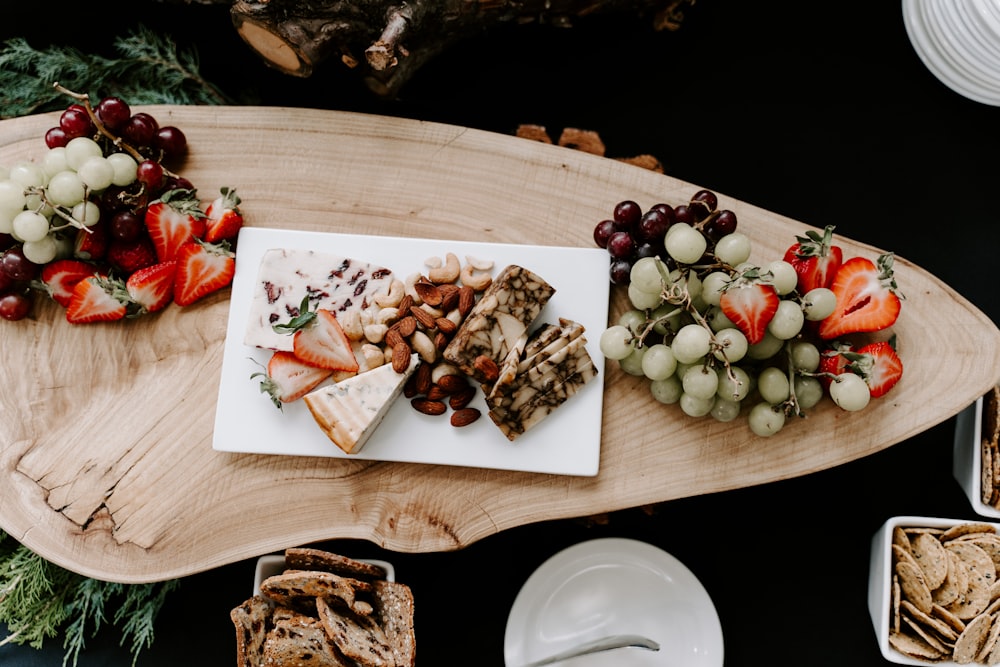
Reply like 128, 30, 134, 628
213, 227, 609, 476
504, 538, 724, 667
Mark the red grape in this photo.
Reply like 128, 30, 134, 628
155, 126, 187, 159
636, 209, 673, 243
705, 209, 738, 238
136, 160, 164, 189
1, 246, 39, 281
593, 219, 615, 248
612, 200, 642, 234
689, 189, 718, 220
0, 292, 31, 321
609, 259, 632, 285
96, 97, 131, 131
606, 231, 635, 260
110, 210, 143, 241
59, 105, 93, 139
45, 127, 69, 149
123, 112, 159, 147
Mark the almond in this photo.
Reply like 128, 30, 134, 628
450, 407, 481, 427
413, 280, 442, 306
449, 386, 476, 410
426, 385, 450, 401
437, 374, 468, 394
435, 317, 458, 336
392, 341, 412, 373
395, 315, 417, 337
439, 283, 461, 311
403, 373, 419, 398
474, 355, 500, 383
458, 285, 475, 317
397, 294, 414, 316
385, 327, 404, 348
434, 331, 449, 351
411, 397, 447, 416
409, 304, 437, 329
414, 361, 432, 395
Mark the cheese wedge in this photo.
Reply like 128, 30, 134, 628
304, 354, 417, 454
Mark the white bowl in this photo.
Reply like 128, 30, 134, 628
953, 396, 1000, 519
869, 515, 1000, 664
252, 553, 396, 597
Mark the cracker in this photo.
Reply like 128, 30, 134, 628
230, 595, 272, 667
943, 523, 998, 542
260, 570, 374, 617
898, 560, 934, 615
936, 550, 971, 608
954, 611, 995, 663
912, 532, 950, 590
978, 614, 1000, 663
889, 630, 949, 661
373, 580, 416, 667
933, 603, 968, 634
985, 438, 995, 506
262, 612, 350, 667
901, 613, 950, 654
946, 542, 996, 620
901, 599, 960, 641
317, 596, 396, 667
285, 547, 388, 582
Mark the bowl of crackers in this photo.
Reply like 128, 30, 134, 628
954, 387, 1000, 519
869, 516, 1000, 664
232, 547, 414, 667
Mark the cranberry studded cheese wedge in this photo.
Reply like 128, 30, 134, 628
818, 253, 902, 340
304, 354, 418, 454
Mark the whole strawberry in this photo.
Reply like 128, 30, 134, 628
783, 225, 843, 294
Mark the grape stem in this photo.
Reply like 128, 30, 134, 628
51, 82, 180, 179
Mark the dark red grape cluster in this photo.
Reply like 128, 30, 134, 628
593, 189, 738, 285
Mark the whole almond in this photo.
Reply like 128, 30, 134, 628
437, 374, 468, 394
411, 397, 447, 416
403, 373, 419, 398
439, 283, 461, 311
409, 305, 437, 329
474, 355, 500, 383
414, 361, 432, 394
434, 331, 449, 351
385, 328, 404, 348
397, 294, 414, 316
392, 341, 412, 373
449, 386, 476, 410
458, 285, 475, 317
450, 407, 481, 427
426, 385, 449, 401
435, 317, 458, 336
413, 281, 442, 306
395, 315, 417, 337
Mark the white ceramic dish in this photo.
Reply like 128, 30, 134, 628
253, 553, 396, 596
869, 515, 1000, 664
213, 227, 609, 476
503, 537, 724, 667
953, 395, 1000, 518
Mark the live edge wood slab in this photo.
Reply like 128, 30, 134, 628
1, 106, 998, 583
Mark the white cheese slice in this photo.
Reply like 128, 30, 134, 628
303, 354, 418, 455
244, 248, 394, 351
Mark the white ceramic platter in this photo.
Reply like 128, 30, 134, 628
504, 538, 724, 667
213, 227, 609, 476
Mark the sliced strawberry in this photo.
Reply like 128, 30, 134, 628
74, 221, 110, 261
252, 351, 333, 408
203, 187, 244, 243
851, 340, 903, 398
818, 253, 902, 340
718, 269, 780, 345
817, 343, 854, 389
272, 297, 360, 372
145, 188, 207, 262
173, 239, 235, 306
783, 225, 843, 294
66, 276, 128, 324
39, 259, 99, 307
126, 261, 177, 314
107, 236, 158, 275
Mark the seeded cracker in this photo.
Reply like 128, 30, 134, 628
954, 612, 995, 663
935, 551, 969, 608
901, 599, 960, 642
898, 560, 935, 615
889, 631, 948, 661
977, 615, 1000, 662
317, 596, 396, 667
901, 613, 951, 655
945, 542, 996, 619
912, 532, 951, 590
284, 547, 388, 582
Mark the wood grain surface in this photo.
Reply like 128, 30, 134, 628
1, 106, 998, 583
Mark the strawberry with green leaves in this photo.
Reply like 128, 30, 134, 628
144, 188, 207, 262
252, 351, 333, 409
173, 239, 235, 306
719, 267, 780, 345
39, 259, 99, 307
273, 296, 359, 372
66, 276, 129, 324
818, 253, 902, 340
851, 340, 903, 398
783, 225, 843, 294
126, 261, 177, 314
204, 187, 244, 243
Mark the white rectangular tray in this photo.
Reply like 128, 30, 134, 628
212, 227, 609, 476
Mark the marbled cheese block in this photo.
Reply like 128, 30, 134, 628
442, 264, 555, 381
303, 354, 418, 454
244, 248, 394, 351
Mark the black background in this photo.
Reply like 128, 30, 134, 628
2, 1, 999, 665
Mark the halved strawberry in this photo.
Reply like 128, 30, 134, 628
252, 351, 333, 409
145, 189, 207, 262
817, 343, 854, 389
39, 259, 99, 307
718, 268, 780, 345
818, 253, 903, 340
173, 239, 235, 306
783, 225, 843, 294
203, 187, 244, 243
126, 261, 177, 314
273, 297, 360, 372
66, 276, 129, 324
851, 340, 903, 398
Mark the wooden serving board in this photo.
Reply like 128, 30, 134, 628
1, 106, 998, 583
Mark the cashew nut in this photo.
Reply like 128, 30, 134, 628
360, 343, 385, 369
340, 309, 364, 341
461, 262, 493, 291
404, 272, 425, 305
445, 308, 463, 326
373, 279, 404, 308
428, 252, 461, 284
418, 302, 444, 319
424, 256, 443, 269
376, 307, 399, 325
431, 362, 461, 384
411, 331, 437, 363
363, 323, 388, 344
465, 255, 495, 272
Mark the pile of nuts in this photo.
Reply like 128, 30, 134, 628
336, 252, 496, 427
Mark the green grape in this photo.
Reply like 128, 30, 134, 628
649, 302, 680, 335
42, 147, 69, 178
630, 256, 667, 294
71, 201, 101, 227
618, 309, 647, 335
788, 341, 820, 372
0, 179, 26, 214
748, 401, 785, 436
0, 210, 14, 235
716, 366, 751, 402
106, 152, 138, 187
77, 156, 115, 191
640, 343, 677, 381
682, 365, 719, 400
679, 392, 714, 417
793, 375, 824, 410
8, 161, 47, 189
757, 366, 790, 404
713, 232, 751, 266
766, 300, 805, 340
12, 210, 49, 243
766, 260, 798, 295
829, 373, 870, 411
710, 397, 741, 422
619, 346, 647, 376
65, 137, 103, 171
47, 171, 85, 207
650, 376, 683, 404
746, 332, 784, 360
707, 307, 737, 332
21, 235, 58, 264
664, 223, 707, 264
700, 271, 731, 306
600, 325, 634, 360
712, 327, 748, 363
628, 281, 663, 310
802, 287, 837, 321
671, 323, 711, 364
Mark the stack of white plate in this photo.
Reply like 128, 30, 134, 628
902, 0, 1000, 105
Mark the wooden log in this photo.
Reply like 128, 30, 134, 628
228, 0, 696, 95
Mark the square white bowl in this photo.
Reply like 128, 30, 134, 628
868, 515, 1000, 665
253, 553, 396, 597
953, 396, 1000, 519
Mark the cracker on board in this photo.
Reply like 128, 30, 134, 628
317, 596, 396, 667
978, 614, 1000, 663
260, 570, 375, 617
